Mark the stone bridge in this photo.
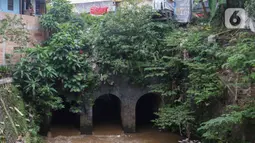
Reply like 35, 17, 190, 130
79, 77, 162, 134
44, 77, 162, 135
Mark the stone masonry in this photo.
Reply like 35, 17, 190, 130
80, 76, 150, 134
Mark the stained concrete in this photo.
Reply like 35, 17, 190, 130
42, 76, 159, 135
80, 76, 151, 134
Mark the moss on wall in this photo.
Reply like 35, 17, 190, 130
0, 84, 43, 143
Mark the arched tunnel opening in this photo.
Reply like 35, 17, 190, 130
93, 94, 122, 134
50, 102, 80, 136
136, 93, 161, 131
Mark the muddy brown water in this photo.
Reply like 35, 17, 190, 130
45, 123, 181, 143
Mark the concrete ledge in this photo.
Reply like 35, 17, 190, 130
0, 78, 13, 85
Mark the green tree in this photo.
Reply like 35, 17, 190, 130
146, 27, 225, 140
153, 105, 195, 138
14, 0, 99, 115
40, 0, 73, 32
0, 15, 29, 46
92, 2, 173, 83
198, 101, 255, 142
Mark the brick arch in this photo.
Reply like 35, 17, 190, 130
135, 93, 162, 129
92, 93, 122, 128
40, 76, 162, 135
80, 76, 152, 134
134, 92, 161, 105
93, 84, 123, 102
93, 93, 122, 110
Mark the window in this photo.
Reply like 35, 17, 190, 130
35, 0, 46, 15
8, 0, 14, 11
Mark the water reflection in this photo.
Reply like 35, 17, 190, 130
49, 125, 80, 137
93, 122, 122, 135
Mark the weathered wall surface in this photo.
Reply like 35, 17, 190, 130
0, 0, 20, 14
80, 76, 151, 134
0, 12, 45, 65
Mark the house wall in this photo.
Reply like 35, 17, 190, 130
138, 0, 153, 7
0, 0, 20, 14
0, 11, 46, 65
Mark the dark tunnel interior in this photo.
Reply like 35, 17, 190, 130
136, 93, 161, 129
93, 94, 121, 125
51, 102, 80, 129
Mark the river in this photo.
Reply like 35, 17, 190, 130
45, 124, 181, 143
